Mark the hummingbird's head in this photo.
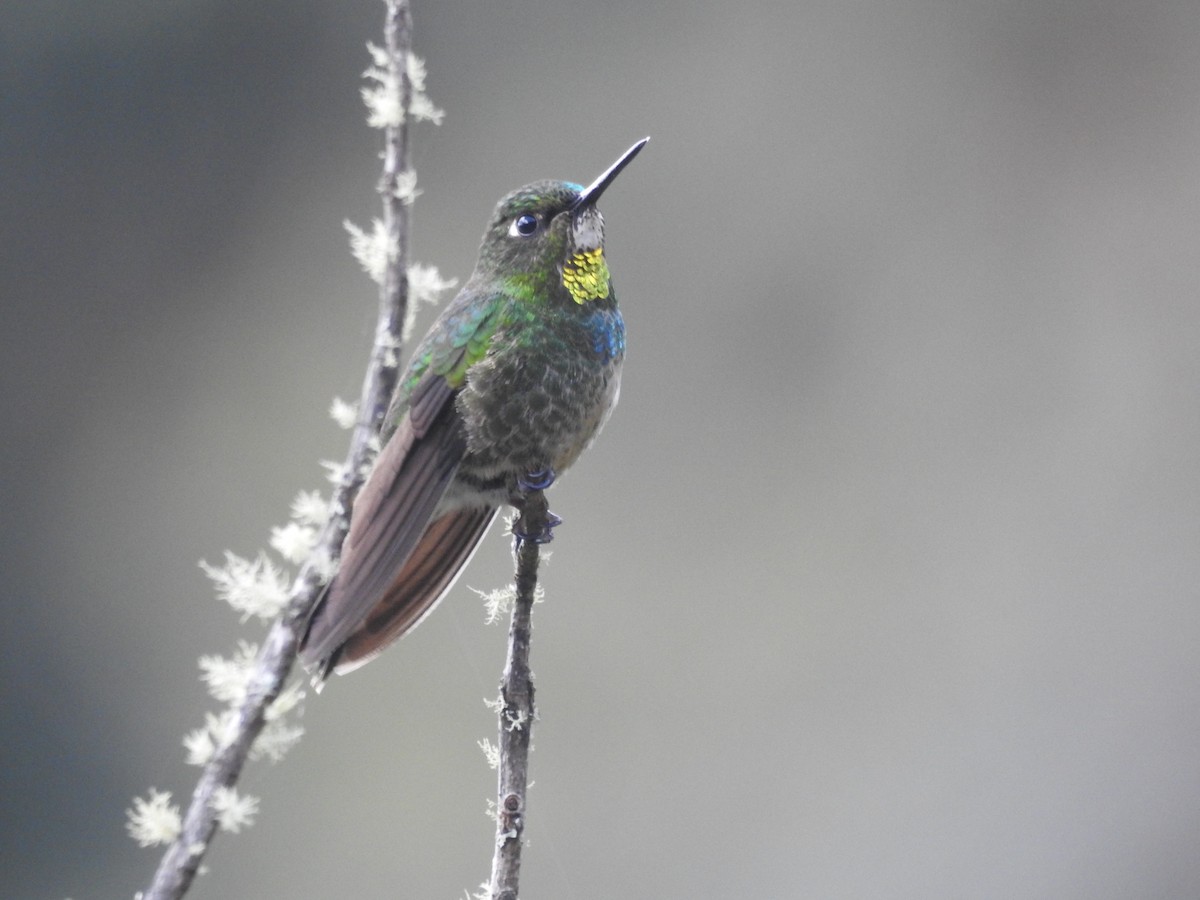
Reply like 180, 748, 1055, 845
476, 139, 648, 306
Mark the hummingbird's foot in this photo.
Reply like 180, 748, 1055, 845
512, 470, 560, 546
517, 467, 556, 492
512, 510, 563, 546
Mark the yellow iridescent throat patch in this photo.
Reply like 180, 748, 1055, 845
561, 247, 611, 304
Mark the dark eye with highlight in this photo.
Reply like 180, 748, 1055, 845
509, 214, 539, 237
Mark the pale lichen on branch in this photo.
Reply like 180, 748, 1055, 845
131, 3, 449, 898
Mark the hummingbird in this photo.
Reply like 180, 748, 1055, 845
301, 138, 648, 681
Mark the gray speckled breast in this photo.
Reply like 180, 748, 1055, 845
449, 304, 624, 506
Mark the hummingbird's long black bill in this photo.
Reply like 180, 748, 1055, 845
573, 137, 649, 210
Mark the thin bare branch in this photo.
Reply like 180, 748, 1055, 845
488, 491, 550, 900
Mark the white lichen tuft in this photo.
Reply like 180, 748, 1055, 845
270, 522, 318, 565
472, 585, 516, 625
291, 489, 332, 528
477, 738, 500, 770
345, 218, 394, 286
361, 45, 444, 129
393, 168, 421, 204
362, 42, 402, 128
251, 680, 308, 764
250, 717, 305, 764
329, 397, 360, 431
183, 727, 217, 768
503, 707, 529, 732
408, 262, 457, 305
199, 552, 289, 622
406, 54, 444, 124
405, 263, 457, 340
184, 711, 238, 767
307, 545, 338, 584
320, 459, 350, 486
210, 787, 259, 834
267, 682, 306, 721
198, 641, 259, 705
126, 789, 182, 848
183, 690, 305, 768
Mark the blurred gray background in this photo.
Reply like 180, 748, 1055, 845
4, 0, 1199, 897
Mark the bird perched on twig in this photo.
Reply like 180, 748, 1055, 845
301, 138, 648, 681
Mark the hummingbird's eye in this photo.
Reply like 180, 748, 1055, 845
509, 214, 539, 237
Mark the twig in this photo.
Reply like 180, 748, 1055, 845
140, 4, 414, 898
488, 492, 550, 900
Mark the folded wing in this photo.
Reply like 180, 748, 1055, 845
301, 372, 493, 678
